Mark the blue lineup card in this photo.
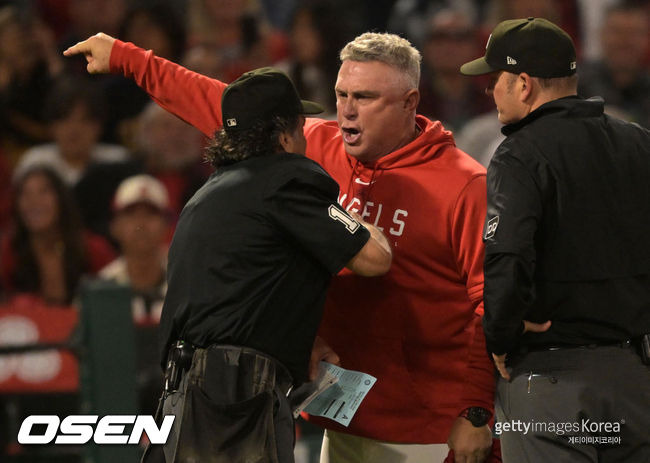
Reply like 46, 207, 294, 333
303, 362, 377, 427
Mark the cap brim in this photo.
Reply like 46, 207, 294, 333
460, 57, 496, 76
300, 100, 324, 115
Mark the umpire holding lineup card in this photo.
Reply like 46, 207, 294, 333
144, 68, 392, 463
461, 17, 650, 463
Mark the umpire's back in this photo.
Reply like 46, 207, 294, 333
495, 96, 650, 345
527, 99, 650, 281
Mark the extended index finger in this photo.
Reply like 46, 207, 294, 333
63, 39, 90, 57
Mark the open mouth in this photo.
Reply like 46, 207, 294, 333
342, 127, 361, 144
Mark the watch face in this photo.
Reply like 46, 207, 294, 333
467, 407, 491, 427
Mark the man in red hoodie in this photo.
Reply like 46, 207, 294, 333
65, 32, 496, 463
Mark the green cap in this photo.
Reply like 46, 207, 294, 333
460, 17, 577, 78
221, 67, 324, 132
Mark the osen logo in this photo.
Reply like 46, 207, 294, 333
17, 415, 175, 445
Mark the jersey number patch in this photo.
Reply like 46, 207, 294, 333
328, 205, 360, 233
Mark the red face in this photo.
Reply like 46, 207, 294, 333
335, 60, 418, 163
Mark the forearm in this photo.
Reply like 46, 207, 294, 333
365, 221, 391, 258
458, 305, 496, 412
109, 40, 226, 137
483, 252, 533, 354
345, 214, 392, 276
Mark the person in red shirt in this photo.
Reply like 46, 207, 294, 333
65, 31, 497, 463
0, 165, 115, 305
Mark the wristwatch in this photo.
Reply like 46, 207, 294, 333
459, 407, 492, 427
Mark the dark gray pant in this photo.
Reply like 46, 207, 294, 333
496, 344, 650, 463
145, 345, 295, 463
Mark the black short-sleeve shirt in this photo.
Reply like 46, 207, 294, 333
160, 153, 370, 380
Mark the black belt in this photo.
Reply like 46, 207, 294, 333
165, 341, 294, 396
206, 344, 294, 396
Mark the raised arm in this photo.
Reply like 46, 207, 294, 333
64, 33, 225, 137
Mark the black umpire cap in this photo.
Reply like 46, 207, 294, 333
221, 67, 324, 133
460, 17, 577, 78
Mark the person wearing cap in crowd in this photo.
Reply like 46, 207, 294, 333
99, 174, 172, 418
140, 68, 392, 463
460, 17, 650, 462
101, 174, 170, 325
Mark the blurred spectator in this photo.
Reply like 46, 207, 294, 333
99, 174, 171, 415
60, 0, 125, 46
119, 2, 186, 62
575, 0, 619, 61
455, 111, 504, 168
0, 6, 62, 163
101, 175, 170, 325
259, 0, 297, 30
483, 0, 579, 38
417, 9, 493, 132
578, 2, 650, 128
102, 2, 188, 145
15, 76, 139, 240
0, 148, 12, 232
388, 0, 479, 49
34, 0, 72, 41
358, 0, 400, 33
16, 76, 128, 185
274, 0, 354, 117
187, 0, 289, 81
0, 166, 115, 305
57, 0, 126, 80
182, 42, 226, 79
132, 103, 210, 220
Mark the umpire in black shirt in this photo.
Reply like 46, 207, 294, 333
147, 68, 392, 463
461, 18, 650, 462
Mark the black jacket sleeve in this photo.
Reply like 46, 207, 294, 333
483, 253, 533, 354
483, 144, 542, 354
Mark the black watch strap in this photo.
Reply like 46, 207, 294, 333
459, 407, 492, 427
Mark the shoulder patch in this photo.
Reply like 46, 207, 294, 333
485, 215, 499, 239
328, 205, 361, 233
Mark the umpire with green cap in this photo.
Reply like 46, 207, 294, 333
144, 68, 392, 463
461, 17, 650, 462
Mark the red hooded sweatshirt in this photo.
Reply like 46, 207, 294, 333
111, 40, 494, 443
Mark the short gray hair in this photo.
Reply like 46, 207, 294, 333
340, 32, 422, 89
536, 74, 579, 92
